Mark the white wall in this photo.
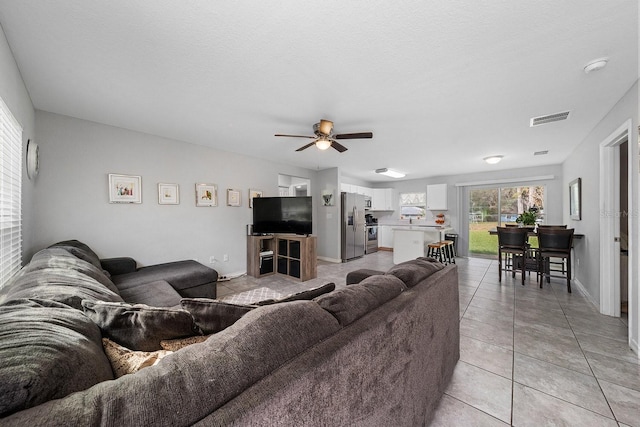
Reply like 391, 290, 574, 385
0, 24, 36, 263
563, 81, 639, 352
314, 167, 341, 261
31, 111, 317, 275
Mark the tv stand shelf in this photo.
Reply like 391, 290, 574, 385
247, 235, 316, 281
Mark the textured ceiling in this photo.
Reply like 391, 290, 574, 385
0, 0, 637, 181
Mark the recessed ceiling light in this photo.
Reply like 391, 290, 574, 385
483, 155, 503, 164
375, 168, 405, 178
584, 58, 608, 74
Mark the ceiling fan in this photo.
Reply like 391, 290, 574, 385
274, 119, 373, 153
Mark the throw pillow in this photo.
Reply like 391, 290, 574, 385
160, 334, 212, 351
82, 300, 202, 351
102, 338, 172, 378
256, 283, 336, 305
180, 298, 255, 334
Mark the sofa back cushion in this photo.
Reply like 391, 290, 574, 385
82, 301, 202, 351
385, 257, 445, 288
256, 283, 336, 305
48, 240, 103, 270
0, 267, 123, 309
0, 298, 114, 417
315, 275, 406, 326
27, 248, 119, 294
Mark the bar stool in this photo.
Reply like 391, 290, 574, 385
441, 240, 456, 264
427, 242, 447, 263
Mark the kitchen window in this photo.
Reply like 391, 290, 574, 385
399, 192, 426, 219
0, 96, 23, 287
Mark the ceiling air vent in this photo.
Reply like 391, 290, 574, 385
534, 150, 548, 156
530, 111, 570, 127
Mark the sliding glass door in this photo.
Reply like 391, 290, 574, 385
468, 185, 545, 257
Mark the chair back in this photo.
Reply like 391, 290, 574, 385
497, 227, 528, 248
537, 228, 574, 253
538, 225, 567, 229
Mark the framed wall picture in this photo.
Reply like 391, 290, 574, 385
158, 183, 179, 205
569, 177, 581, 220
109, 174, 142, 203
227, 188, 241, 207
195, 183, 217, 207
249, 189, 263, 208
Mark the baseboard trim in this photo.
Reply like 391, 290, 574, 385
317, 256, 342, 263
573, 278, 599, 311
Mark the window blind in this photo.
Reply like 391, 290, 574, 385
0, 96, 23, 287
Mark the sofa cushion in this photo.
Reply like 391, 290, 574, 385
180, 298, 255, 334
82, 301, 202, 351
315, 275, 406, 326
0, 298, 114, 417
256, 283, 336, 305
48, 239, 103, 270
102, 338, 172, 378
111, 260, 218, 292
26, 248, 119, 294
115, 279, 183, 307
385, 257, 445, 288
0, 268, 124, 309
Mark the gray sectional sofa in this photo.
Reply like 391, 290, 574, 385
0, 240, 459, 426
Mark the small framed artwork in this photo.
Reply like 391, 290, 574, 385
109, 174, 142, 204
569, 177, 581, 220
249, 189, 263, 208
227, 188, 241, 207
195, 183, 217, 207
158, 183, 179, 205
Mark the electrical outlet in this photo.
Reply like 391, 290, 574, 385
223, 254, 229, 262
209, 256, 216, 263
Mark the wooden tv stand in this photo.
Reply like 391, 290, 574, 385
247, 234, 317, 281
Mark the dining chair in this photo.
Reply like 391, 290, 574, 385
536, 225, 568, 273
537, 225, 567, 229
537, 228, 575, 293
497, 227, 529, 285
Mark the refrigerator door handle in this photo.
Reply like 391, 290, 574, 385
353, 206, 357, 232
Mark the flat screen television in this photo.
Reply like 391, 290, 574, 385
252, 196, 312, 235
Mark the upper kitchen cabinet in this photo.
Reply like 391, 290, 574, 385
426, 184, 448, 210
372, 188, 394, 211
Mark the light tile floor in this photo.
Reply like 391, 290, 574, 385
217, 252, 640, 426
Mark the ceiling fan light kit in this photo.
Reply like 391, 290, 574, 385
375, 168, 405, 178
483, 155, 503, 164
275, 119, 373, 153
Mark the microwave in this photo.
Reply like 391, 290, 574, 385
364, 198, 372, 208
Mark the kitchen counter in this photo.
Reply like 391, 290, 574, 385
392, 227, 453, 264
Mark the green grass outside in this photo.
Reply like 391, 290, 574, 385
468, 221, 539, 256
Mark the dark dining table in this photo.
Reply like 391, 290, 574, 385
488, 229, 584, 239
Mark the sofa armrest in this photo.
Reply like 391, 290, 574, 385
100, 257, 137, 276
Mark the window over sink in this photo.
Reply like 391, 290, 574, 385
399, 192, 426, 219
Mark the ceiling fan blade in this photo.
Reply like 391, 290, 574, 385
296, 142, 317, 152
334, 132, 373, 139
274, 134, 316, 138
331, 140, 348, 153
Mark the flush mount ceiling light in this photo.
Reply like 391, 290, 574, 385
584, 58, 608, 74
375, 168, 405, 178
483, 155, 503, 164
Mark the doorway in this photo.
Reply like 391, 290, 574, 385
599, 119, 632, 318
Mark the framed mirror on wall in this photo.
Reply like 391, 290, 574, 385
569, 178, 581, 220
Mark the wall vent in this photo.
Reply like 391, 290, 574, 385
534, 150, 548, 156
530, 111, 570, 127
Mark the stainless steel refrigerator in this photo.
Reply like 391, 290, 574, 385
341, 192, 366, 261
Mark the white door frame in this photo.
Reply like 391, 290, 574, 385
599, 119, 632, 317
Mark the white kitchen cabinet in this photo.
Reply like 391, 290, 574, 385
426, 184, 448, 210
372, 188, 394, 211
